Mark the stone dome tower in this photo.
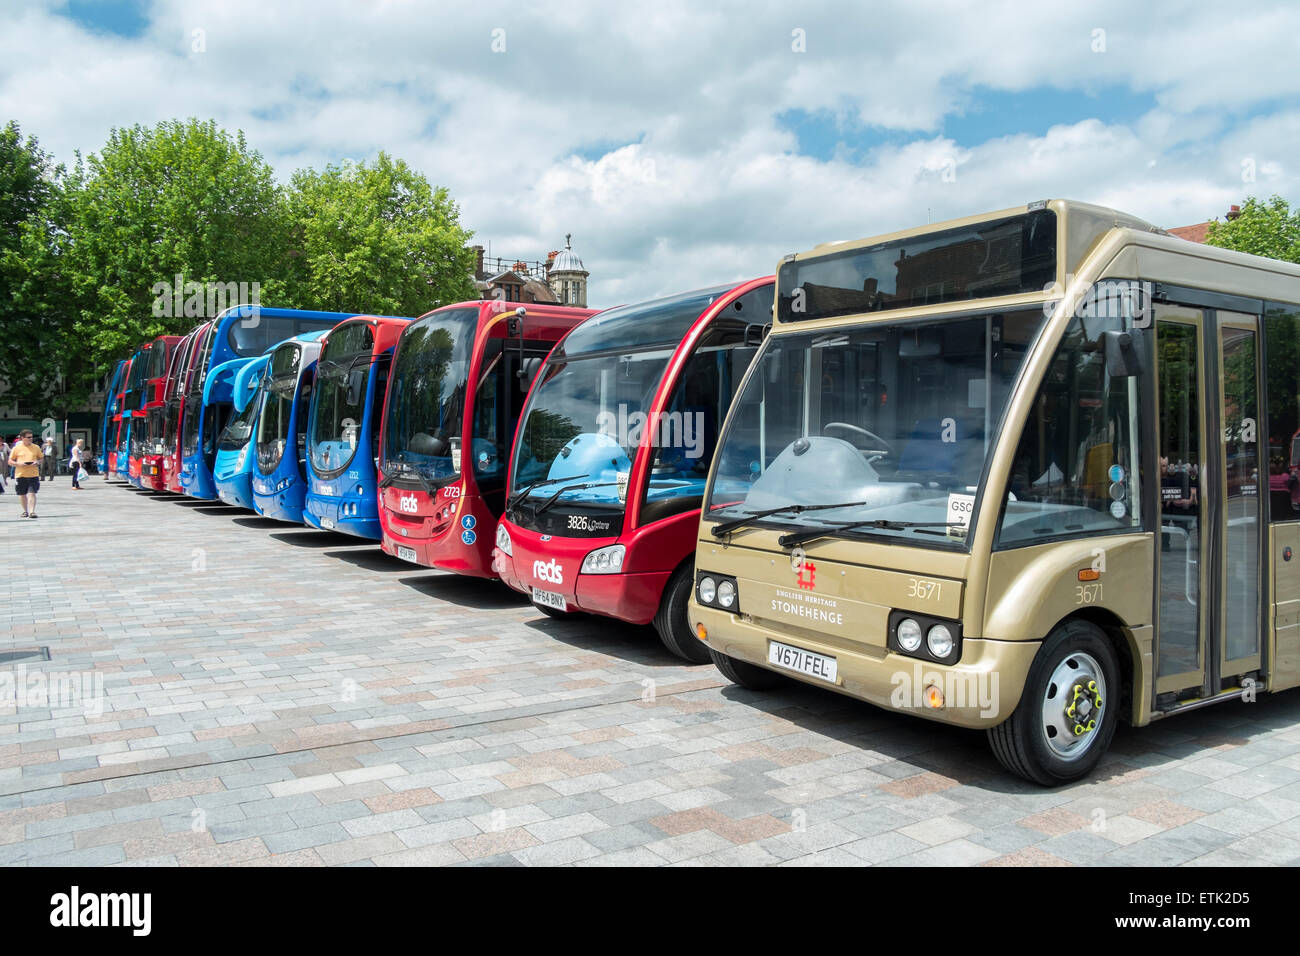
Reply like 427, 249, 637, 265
547, 234, 589, 308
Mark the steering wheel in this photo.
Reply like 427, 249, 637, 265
823, 422, 894, 457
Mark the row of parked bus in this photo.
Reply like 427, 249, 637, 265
100, 200, 1300, 786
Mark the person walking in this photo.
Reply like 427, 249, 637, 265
0, 437, 8, 494
8, 429, 43, 518
69, 438, 86, 490
41, 436, 57, 481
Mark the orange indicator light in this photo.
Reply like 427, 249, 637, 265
1078, 569, 1100, 581
924, 685, 944, 708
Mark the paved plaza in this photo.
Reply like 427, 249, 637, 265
2, 477, 1300, 867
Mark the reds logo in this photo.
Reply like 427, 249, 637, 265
398, 493, 418, 514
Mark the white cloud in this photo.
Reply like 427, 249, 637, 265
3, 1, 1300, 306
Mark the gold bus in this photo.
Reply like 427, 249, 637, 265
690, 199, 1300, 784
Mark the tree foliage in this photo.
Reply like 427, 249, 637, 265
0, 119, 478, 420
286, 152, 476, 317
1205, 195, 1300, 263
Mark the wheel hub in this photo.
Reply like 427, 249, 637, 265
1042, 653, 1107, 760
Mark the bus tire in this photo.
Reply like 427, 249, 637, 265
709, 649, 784, 690
987, 619, 1119, 786
654, 564, 711, 664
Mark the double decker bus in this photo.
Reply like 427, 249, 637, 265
690, 199, 1300, 785
212, 351, 274, 510
179, 307, 357, 499
376, 300, 597, 572
304, 315, 413, 536
493, 280, 772, 661
97, 359, 130, 475
131, 334, 184, 490
251, 331, 330, 522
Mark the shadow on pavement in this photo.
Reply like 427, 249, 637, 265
325, 547, 410, 573
230, 515, 282, 529
521, 613, 702, 669
269, 529, 369, 549
398, 573, 525, 610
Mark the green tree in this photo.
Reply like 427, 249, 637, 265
60, 118, 294, 378
1205, 195, 1300, 263
0, 121, 72, 415
286, 153, 475, 316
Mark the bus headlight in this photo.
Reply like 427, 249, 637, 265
581, 545, 625, 574
698, 576, 717, 604
897, 618, 923, 653
889, 610, 962, 664
695, 571, 740, 613
926, 624, 954, 659
235, 446, 248, 471
495, 524, 512, 556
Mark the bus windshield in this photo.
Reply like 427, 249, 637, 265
310, 323, 375, 477
256, 376, 295, 474
508, 287, 729, 528
381, 308, 479, 484
704, 309, 1046, 547
218, 390, 262, 452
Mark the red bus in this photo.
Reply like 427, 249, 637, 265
493, 279, 774, 661
132, 334, 184, 490
377, 300, 597, 575
161, 323, 212, 493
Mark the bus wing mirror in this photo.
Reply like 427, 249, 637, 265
1102, 330, 1143, 378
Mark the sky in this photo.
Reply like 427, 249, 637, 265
3, 0, 1298, 308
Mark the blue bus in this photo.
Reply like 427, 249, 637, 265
179, 306, 359, 499
251, 332, 329, 523
98, 359, 129, 474
303, 315, 414, 537
213, 354, 272, 510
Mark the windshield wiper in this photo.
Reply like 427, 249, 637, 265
531, 481, 620, 517
379, 461, 436, 496
507, 474, 589, 511
709, 501, 867, 537
778, 519, 958, 549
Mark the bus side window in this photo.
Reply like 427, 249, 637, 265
996, 313, 1144, 547
1265, 305, 1300, 520
371, 362, 389, 470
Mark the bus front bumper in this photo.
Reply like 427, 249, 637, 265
691, 603, 1040, 730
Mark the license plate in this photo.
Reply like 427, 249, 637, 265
768, 641, 838, 684
531, 588, 567, 612
397, 546, 418, 563
320, 516, 335, 530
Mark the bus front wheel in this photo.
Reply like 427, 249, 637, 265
987, 619, 1119, 786
654, 564, 712, 664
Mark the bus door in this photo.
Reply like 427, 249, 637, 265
1154, 305, 1264, 704
473, 338, 553, 516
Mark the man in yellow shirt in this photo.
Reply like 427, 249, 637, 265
8, 430, 44, 518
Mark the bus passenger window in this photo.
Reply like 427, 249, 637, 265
998, 313, 1145, 547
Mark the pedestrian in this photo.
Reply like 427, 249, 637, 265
69, 438, 86, 490
0, 437, 8, 494
41, 435, 57, 481
8, 429, 43, 518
